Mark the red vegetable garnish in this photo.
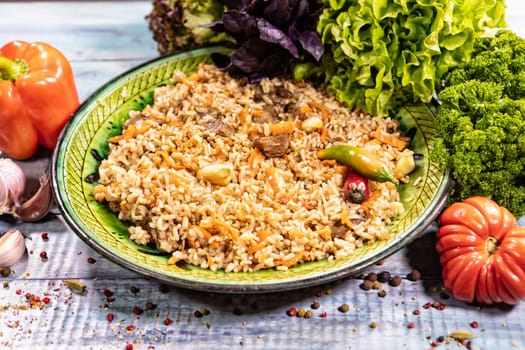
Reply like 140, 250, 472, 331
343, 171, 370, 204
436, 196, 525, 305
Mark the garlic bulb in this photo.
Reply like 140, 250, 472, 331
0, 229, 26, 267
0, 157, 53, 221
14, 172, 52, 222
0, 158, 26, 213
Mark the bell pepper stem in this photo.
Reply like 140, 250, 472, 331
0, 56, 28, 81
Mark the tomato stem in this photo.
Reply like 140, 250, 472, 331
485, 236, 500, 255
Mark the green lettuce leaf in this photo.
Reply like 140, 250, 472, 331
316, 0, 506, 116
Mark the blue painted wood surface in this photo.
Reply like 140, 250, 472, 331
1, 1, 525, 349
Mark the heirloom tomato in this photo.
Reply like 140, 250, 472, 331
436, 196, 525, 305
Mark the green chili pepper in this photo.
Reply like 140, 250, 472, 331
318, 145, 399, 185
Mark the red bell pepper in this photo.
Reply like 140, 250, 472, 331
0, 40, 79, 160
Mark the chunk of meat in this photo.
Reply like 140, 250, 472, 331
204, 119, 235, 137
253, 134, 290, 158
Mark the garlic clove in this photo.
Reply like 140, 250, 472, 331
14, 172, 53, 222
0, 158, 26, 214
0, 229, 26, 267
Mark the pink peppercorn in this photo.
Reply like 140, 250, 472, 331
320, 311, 327, 318
125, 344, 133, 350
470, 321, 479, 328
42, 297, 51, 304
287, 307, 297, 317
39, 251, 48, 260
41, 232, 49, 241
407, 322, 415, 329
107, 313, 115, 323
164, 318, 173, 325
87, 257, 96, 264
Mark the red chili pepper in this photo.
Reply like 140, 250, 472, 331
343, 171, 370, 204
0, 40, 79, 159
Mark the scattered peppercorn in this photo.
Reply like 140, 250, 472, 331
372, 281, 382, 290
304, 310, 313, 318
41, 232, 49, 241
87, 257, 96, 264
369, 321, 377, 329
470, 321, 479, 329
406, 269, 421, 281
125, 344, 133, 350
164, 318, 173, 325
129, 286, 140, 295
3, 281, 9, 288
438, 303, 446, 311
315, 290, 325, 298
126, 325, 136, 333
311, 300, 320, 309
359, 280, 374, 291
39, 251, 48, 261
145, 301, 157, 311
194, 310, 204, 318
377, 271, 391, 283
42, 297, 51, 304
366, 272, 378, 282
0, 267, 10, 277
378, 290, 387, 298
320, 311, 327, 318
413, 309, 420, 315
107, 313, 115, 323
431, 340, 440, 347
286, 307, 297, 317
423, 302, 432, 309
103, 288, 114, 297
338, 304, 350, 313
389, 275, 402, 287
297, 308, 306, 317
437, 335, 446, 343
407, 322, 415, 329
132, 306, 143, 315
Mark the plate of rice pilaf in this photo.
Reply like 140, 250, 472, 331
52, 46, 451, 292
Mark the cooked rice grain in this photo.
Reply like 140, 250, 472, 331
95, 63, 410, 272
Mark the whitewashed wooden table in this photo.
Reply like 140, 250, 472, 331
1, 1, 525, 349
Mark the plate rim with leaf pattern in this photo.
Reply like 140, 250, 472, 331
51, 45, 451, 293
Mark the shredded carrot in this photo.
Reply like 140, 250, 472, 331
321, 159, 337, 166
301, 200, 318, 210
205, 93, 213, 107
251, 108, 263, 119
372, 130, 408, 150
108, 122, 154, 143
201, 218, 239, 241
248, 230, 270, 255
93, 185, 107, 202
335, 165, 349, 175
192, 225, 212, 240
300, 104, 313, 114
248, 148, 265, 168
270, 121, 297, 135
167, 256, 182, 265
238, 107, 249, 126
317, 226, 332, 241
308, 101, 330, 142
274, 252, 304, 268
157, 150, 177, 168
340, 207, 353, 228
265, 167, 281, 193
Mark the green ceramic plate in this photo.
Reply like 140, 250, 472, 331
52, 46, 451, 293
